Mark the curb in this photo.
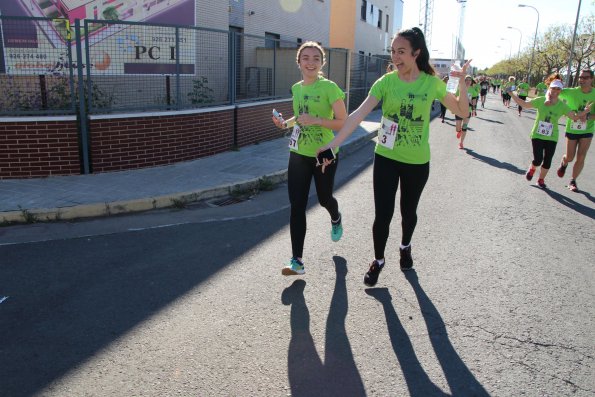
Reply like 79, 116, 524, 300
1, 130, 378, 224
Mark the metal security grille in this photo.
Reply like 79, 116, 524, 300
0, 15, 388, 116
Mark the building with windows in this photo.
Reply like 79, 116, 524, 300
329, 0, 402, 56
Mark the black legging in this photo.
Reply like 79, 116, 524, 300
440, 103, 447, 119
288, 151, 340, 258
531, 138, 557, 169
372, 154, 430, 260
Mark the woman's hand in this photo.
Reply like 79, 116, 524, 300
316, 144, 334, 174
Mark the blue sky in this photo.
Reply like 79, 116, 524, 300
402, 0, 595, 69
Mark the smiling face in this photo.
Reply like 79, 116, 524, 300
548, 86, 562, 100
297, 47, 324, 81
390, 36, 419, 74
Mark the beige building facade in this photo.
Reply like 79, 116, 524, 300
330, 0, 403, 56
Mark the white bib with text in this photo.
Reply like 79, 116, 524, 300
378, 117, 398, 149
537, 121, 553, 137
288, 124, 301, 150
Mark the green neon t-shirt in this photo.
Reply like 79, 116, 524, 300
535, 82, 547, 96
560, 87, 595, 134
518, 82, 530, 96
369, 72, 447, 164
529, 97, 571, 142
290, 77, 345, 157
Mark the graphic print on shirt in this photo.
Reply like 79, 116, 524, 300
386, 92, 427, 148
298, 94, 323, 147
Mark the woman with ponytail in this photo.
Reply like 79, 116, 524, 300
318, 27, 472, 286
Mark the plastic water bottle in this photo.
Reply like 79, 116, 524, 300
446, 61, 462, 93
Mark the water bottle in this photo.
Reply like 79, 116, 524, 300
446, 61, 462, 94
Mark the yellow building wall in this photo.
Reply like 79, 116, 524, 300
329, 0, 356, 50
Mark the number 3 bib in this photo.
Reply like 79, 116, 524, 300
537, 121, 553, 137
378, 117, 398, 149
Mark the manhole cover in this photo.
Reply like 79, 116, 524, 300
207, 196, 248, 207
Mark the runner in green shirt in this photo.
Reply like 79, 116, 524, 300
508, 79, 583, 188
318, 27, 472, 286
271, 41, 347, 275
556, 68, 595, 192
535, 81, 548, 96
516, 80, 530, 117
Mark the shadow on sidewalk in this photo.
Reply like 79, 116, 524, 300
282, 256, 365, 397
464, 148, 525, 175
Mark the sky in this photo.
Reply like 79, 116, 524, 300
401, 0, 595, 69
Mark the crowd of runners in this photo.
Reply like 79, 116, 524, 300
439, 71, 593, 191
272, 28, 593, 285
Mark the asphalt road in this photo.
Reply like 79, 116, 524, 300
1, 92, 594, 396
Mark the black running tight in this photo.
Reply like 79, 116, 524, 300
531, 138, 557, 169
372, 154, 429, 260
288, 151, 340, 258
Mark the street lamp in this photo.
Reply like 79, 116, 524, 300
507, 26, 522, 57
500, 38, 512, 59
565, 0, 582, 86
518, 4, 539, 83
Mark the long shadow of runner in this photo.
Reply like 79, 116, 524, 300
543, 188, 595, 220
464, 148, 525, 175
365, 288, 448, 397
404, 271, 490, 397
282, 256, 365, 397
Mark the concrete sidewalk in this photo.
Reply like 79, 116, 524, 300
0, 110, 382, 224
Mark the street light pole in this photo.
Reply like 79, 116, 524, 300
518, 4, 539, 83
500, 38, 512, 59
507, 26, 523, 57
565, 0, 582, 87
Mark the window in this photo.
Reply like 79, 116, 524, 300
361, 0, 367, 21
297, 38, 302, 47
386, 14, 389, 32
265, 32, 280, 49
378, 10, 382, 29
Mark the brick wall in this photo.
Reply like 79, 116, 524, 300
235, 101, 293, 147
0, 117, 80, 179
0, 101, 293, 178
89, 108, 236, 172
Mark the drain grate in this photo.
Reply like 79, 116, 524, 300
207, 196, 248, 207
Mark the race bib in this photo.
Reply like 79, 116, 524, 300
570, 119, 587, 131
537, 121, 553, 137
288, 124, 301, 150
378, 117, 398, 149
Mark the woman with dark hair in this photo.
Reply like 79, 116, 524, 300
317, 27, 471, 286
557, 68, 594, 192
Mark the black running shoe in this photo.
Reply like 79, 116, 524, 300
400, 246, 413, 271
569, 179, 578, 192
364, 260, 384, 287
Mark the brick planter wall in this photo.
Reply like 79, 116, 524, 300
0, 100, 293, 179
89, 107, 236, 172
235, 100, 293, 147
0, 116, 80, 179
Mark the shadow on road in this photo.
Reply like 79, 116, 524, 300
464, 149, 525, 175
282, 256, 365, 396
365, 287, 447, 397
403, 271, 490, 397
543, 188, 595, 220
474, 117, 504, 125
